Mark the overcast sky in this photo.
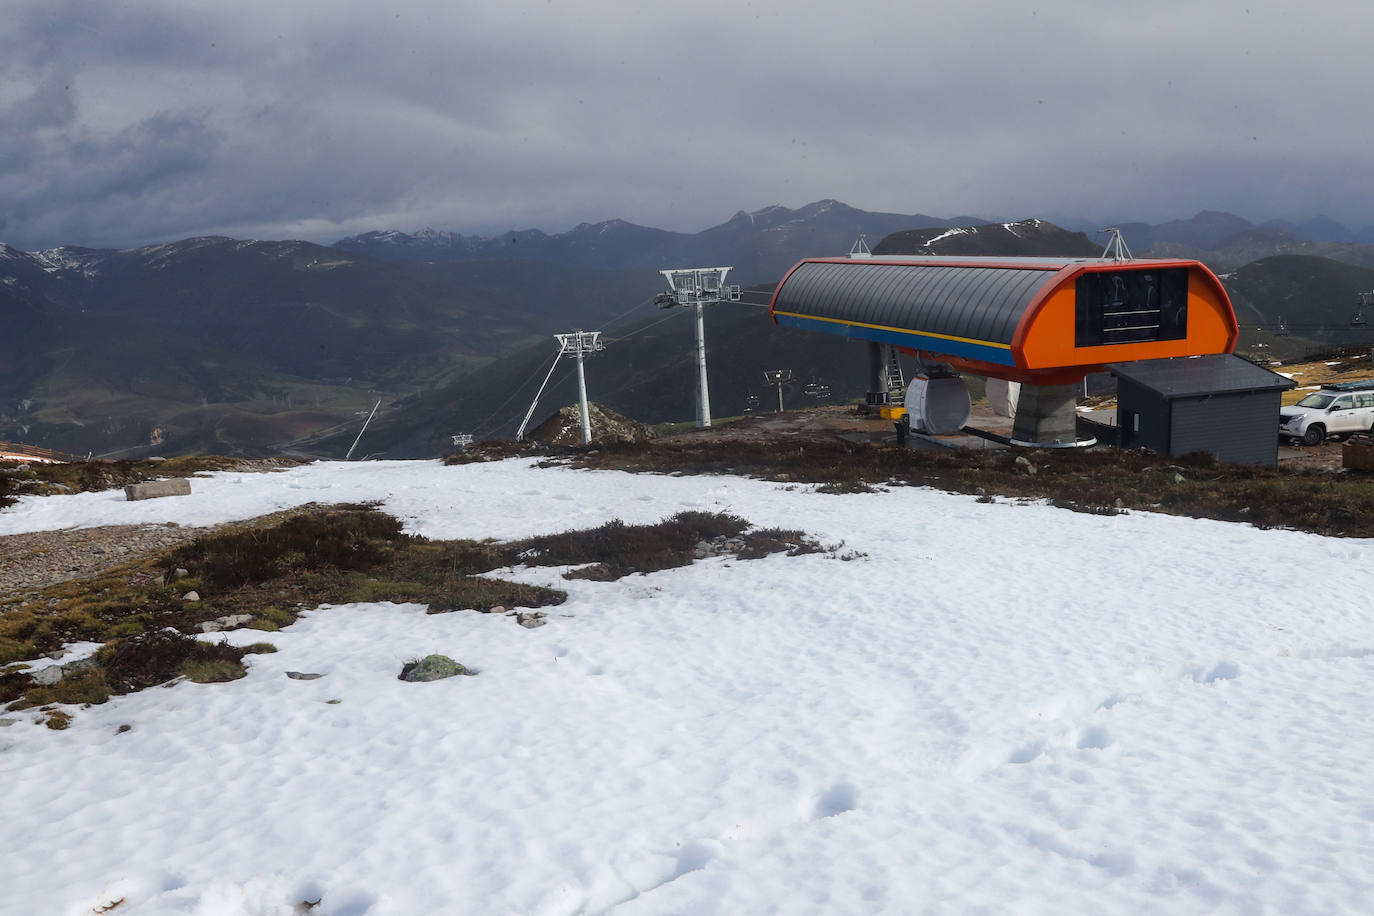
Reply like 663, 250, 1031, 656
3, 0, 1373, 250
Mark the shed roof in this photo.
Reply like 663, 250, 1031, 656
1108, 354, 1295, 398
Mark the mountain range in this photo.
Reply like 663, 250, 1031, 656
341, 204, 1374, 278
5, 201, 1374, 458
335, 200, 988, 285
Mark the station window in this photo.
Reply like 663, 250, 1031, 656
1076, 268, 1188, 347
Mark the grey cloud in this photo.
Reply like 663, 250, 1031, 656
2, 0, 1373, 250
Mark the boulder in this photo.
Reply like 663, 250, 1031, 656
398, 654, 473, 682
124, 478, 192, 501
197, 614, 252, 633
528, 403, 655, 446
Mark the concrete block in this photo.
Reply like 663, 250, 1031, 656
124, 478, 192, 501
1012, 384, 1080, 445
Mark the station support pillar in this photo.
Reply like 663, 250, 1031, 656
1012, 384, 1080, 445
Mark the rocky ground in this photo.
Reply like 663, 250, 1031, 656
0, 523, 206, 596
0, 458, 303, 600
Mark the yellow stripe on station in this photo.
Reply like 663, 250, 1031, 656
771, 310, 1012, 351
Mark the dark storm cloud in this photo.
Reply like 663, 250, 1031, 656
2, 0, 1372, 250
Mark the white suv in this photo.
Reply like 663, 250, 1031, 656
1279, 388, 1374, 445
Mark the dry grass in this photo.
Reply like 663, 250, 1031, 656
3, 504, 814, 721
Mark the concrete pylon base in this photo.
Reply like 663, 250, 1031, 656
1011, 383, 1080, 446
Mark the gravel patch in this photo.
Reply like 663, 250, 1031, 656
0, 524, 207, 596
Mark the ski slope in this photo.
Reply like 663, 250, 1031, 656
1, 459, 1371, 915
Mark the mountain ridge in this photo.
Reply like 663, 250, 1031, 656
7, 203, 1374, 459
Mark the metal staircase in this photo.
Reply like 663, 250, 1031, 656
883, 346, 906, 406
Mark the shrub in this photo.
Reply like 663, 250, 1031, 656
512, 511, 750, 579
98, 631, 246, 693
180, 658, 248, 683
167, 506, 405, 587
12, 667, 112, 710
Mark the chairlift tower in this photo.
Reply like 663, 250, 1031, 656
764, 369, 793, 412
656, 266, 741, 428
514, 331, 604, 444
556, 330, 605, 445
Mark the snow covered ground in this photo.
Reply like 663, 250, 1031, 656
2, 458, 1372, 915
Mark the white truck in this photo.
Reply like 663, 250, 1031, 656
1279, 382, 1374, 445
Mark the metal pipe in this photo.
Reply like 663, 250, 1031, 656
575, 347, 592, 445
695, 301, 711, 428
345, 399, 382, 460
515, 349, 564, 441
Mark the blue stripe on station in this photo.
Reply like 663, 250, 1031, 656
772, 311, 1017, 366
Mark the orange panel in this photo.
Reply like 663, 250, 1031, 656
1015, 262, 1237, 372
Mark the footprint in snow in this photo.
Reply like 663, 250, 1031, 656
1184, 661, 1240, 684
811, 782, 858, 819
1075, 725, 1113, 750
1007, 741, 1045, 765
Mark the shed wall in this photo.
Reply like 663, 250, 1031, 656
1115, 379, 1171, 454
1170, 391, 1283, 467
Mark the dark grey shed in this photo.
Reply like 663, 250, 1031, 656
1108, 354, 1295, 466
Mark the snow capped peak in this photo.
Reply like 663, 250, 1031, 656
805, 198, 839, 213
412, 228, 455, 243
1000, 218, 1044, 236
924, 227, 971, 246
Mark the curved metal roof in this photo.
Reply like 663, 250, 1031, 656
771, 258, 1068, 365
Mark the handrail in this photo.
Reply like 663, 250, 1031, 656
0, 440, 83, 463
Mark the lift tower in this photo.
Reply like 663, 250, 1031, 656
556, 330, 604, 445
656, 267, 740, 428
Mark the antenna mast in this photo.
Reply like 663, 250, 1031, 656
1099, 227, 1134, 262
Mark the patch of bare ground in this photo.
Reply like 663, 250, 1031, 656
0, 524, 206, 595
2, 504, 819, 722
448, 405, 1374, 539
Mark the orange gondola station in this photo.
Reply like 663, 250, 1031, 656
769, 251, 1240, 446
